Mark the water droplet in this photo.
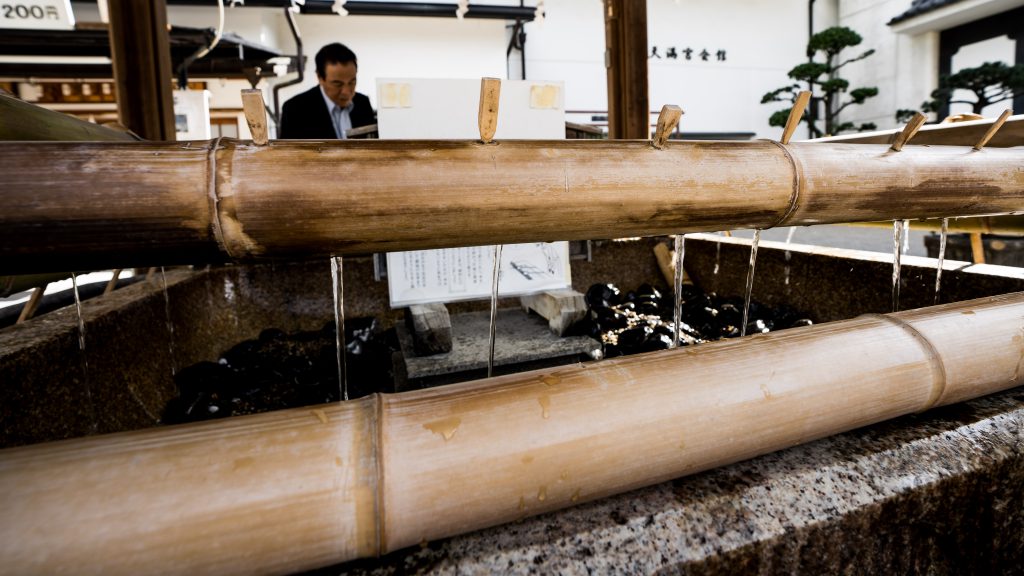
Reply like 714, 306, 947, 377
423, 417, 461, 441
559, 470, 569, 482
310, 408, 329, 424
541, 374, 560, 386
760, 383, 773, 400
537, 486, 547, 501
538, 395, 551, 419
571, 488, 581, 503
518, 495, 526, 511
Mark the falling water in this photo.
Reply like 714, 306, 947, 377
902, 219, 911, 254
892, 220, 905, 312
672, 234, 686, 348
783, 226, 797, 287
71, 273, 97, 431
159, 267, 177, 376
713, 235, 721, 276
934, 218, 949, 305
487, 245, 504, 378
71, 273, 86, 352
331, 256, 348, 401
740, 230, 761, 337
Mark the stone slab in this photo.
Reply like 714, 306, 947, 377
398, 308, 602, 379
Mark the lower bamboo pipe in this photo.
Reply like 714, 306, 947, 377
1, 292, 1023, 574
2, 139, 1023, 273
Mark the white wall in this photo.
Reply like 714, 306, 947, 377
950, 34, 1016, 116
525, 0, 836, 139
839, 0, 938, 130
839, 0, 1018, 129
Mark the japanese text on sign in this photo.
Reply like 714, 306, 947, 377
650, 46, 727, 62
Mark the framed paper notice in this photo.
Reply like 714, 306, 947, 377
377, 78, 570, 308
386, 242, 571, 308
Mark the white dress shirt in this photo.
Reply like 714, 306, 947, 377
321, 86, 354, 139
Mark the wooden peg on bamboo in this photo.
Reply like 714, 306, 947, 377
478, 77, 501, 143
103, 269, 122, 295
973, 109, 1012, 151
16, 284, 45, 324
781, 91, 811, 145
890, 112, 927, 152
241, 89, 269, 146
652, 105, 683, 149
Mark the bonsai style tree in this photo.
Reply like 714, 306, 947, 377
762, 26, 878, 138
897, 61, 1024, 122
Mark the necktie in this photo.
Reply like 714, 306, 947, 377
331, 105, 345, 139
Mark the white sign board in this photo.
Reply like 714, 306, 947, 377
387, 243, 572, 308
379, 78, 569, 307
376, 78, 565, 140
0, 0, 74, 30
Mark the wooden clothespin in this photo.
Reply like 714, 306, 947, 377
890, 112, 926, 152
651, 105, 683, 149
241, 89, 270, 146
973, 109, 1011, 151
478, 78, 501, 144
781, 91, 811, 145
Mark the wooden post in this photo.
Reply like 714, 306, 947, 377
478, 78, 501, 144
970, 233, 986, 264
241, 89, 270, 146
604, 0, 649, 139
1, 293, 1023, 573
107, 0, 175, 140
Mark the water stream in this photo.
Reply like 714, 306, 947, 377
71, 273, 98, 431
330, 256, 348, 401
672, 234, 686, 348
934, 218, 949, 305
159, 267, 177, 376
892, 220, 906, 312
783, 227, 797, 288
740, 230, 761, 337
488, 244, 503, 378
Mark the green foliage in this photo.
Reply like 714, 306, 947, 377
807, 26, 863, 56
761, 26, 878, 138
916, 61, 1024, 116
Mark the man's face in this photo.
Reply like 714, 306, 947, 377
318, 61, 358, 108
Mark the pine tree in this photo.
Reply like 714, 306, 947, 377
762, 26, 878, 138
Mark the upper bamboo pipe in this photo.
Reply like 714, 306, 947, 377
1, 138, 1023, 273
1, 292, 1023, 575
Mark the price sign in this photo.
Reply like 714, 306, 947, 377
1, 0, 74, 30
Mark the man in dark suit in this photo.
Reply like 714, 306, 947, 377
279, 43, 376, 139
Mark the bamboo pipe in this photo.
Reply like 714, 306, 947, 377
846, 215, 1024, 235
809, 112, 1023, 147
0, 92, 137, 142
2, 292, 1023, 574
1, 139, 1023, 274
